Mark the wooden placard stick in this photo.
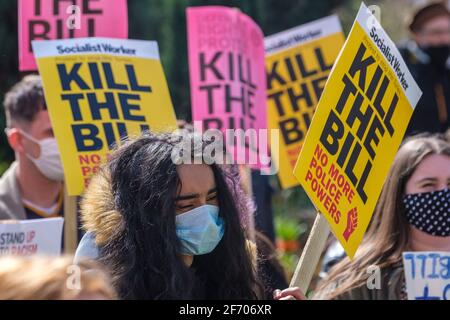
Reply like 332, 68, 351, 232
63, 184, 78, 254
289, 212, 330, 293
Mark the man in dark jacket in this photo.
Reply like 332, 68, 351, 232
400, 2, 450, 136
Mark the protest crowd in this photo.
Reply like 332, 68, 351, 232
0, 0, 449, 302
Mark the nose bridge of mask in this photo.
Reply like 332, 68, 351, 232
406, 187, 450, 198
176, 204, 219, 222
434, 187, 450, 201
176, 205, 220, 237
435, 187, 450, 194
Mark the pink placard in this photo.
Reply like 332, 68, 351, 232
187, 6, 269, 169
19, 0, 128, 71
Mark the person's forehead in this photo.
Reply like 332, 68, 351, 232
177, 164, 216, 194
411, 154, 450, 180
422, 15, 450, 30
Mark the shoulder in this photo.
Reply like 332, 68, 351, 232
315, 264, 405, 300
80, 169, 124, 246
0, 163, 26, 220
383, 263, 405, 298
0, 162, 17, 193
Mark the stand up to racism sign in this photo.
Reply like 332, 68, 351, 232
293, 3, 422, 258
19, 0, 128, 71
32, 37, 178, 196
187, 7, 269, 170
0, 218, 64, 256
265, 15, 345, 189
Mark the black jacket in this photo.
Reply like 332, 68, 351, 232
399, 41, 450, 136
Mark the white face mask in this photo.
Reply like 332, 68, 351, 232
20, 131, 65, 182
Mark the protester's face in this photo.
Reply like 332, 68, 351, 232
405, 154, 450, 249
175, 164, 218, 214
414, 15, 450, 47
175, 164, 219, 267
19, 110, 54, 158
405, 154, 450, 194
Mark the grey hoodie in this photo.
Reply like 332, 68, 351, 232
0, 162, 27, 220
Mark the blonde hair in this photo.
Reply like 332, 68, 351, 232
314, 134, 450, 299
0, 255, 117, 300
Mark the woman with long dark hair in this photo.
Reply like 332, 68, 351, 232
75, 131, 303, 300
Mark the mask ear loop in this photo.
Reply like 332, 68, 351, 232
17, 129, 41, 144
14, 129, 44, 162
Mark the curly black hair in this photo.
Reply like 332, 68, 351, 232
98, 131, 263, 299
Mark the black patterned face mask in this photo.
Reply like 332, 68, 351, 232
402, 188, 450, 237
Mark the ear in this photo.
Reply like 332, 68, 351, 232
6, 128, 25, 154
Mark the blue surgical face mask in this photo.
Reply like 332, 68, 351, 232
175, 204, 224, 255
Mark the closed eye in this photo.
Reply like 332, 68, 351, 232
207, 193, 217, 201
177, 203, 194, 210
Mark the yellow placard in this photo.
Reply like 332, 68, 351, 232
33, 38, 177, 196
293, 4, 422, 258
265, 16, 345, 189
